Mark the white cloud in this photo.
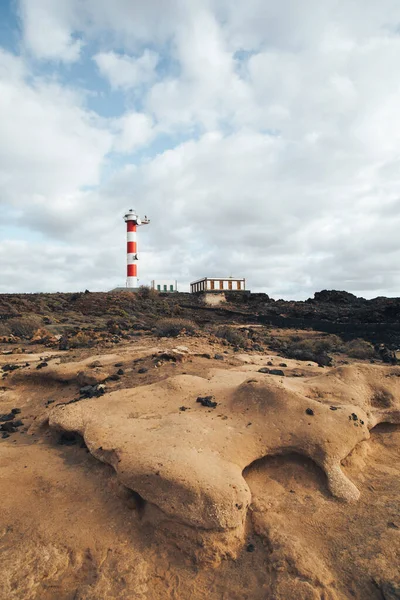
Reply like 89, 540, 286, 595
3, 0, 400, 297
94, 50, 159, 90
19, 0, 83, 62
0, 49, 113, 236
112, 112, 155, 153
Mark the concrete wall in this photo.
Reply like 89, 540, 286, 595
151, 280, 177, 292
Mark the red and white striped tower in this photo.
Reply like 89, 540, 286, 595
123, 209, 150, 288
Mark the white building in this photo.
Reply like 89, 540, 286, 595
190, 277, 246, 293
151, 280, 178, 293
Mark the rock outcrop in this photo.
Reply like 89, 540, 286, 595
48, 363, 400, 552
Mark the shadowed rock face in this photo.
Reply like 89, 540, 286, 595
48, 363, 400, 539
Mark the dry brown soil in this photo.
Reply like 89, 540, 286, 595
0, 335, 399, 600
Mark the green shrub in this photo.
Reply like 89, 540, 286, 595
137, 286, 158, 300
343, 339, 375, 359
271, 335, 342, 365
68, 332, 93, 348
156, 318, 197, 337
0, 321, 11, 336
215, 325, 247, 348
8, 316, 43, 338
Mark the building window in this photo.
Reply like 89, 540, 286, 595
157, 285, 161, 291
170, 285, 174, 292
237, 281, 241, 290
228, 280, 232, 290
210, 280, 214, 290
163, 285, 167, 291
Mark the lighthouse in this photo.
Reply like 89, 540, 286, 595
123, 209, 150, 288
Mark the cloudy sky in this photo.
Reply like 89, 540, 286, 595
1, 0, 400, 298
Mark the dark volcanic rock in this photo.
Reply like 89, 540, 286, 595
36, 362, 48, 370
196, 396, 217, 408
312, 290, 361, 305
79, 384, 105, 399
375, 344, 398, 365
2, 364, 20, 372
258, 368, 285, 376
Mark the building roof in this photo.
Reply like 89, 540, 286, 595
190, 276, 245, 285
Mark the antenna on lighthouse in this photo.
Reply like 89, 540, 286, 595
123, 209, 150, 289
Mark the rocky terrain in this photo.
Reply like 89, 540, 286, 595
0, 290, 399, 599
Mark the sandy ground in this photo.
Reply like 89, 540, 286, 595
0, 336, 399, 600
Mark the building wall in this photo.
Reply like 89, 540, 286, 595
151, 280, 178, 292
190, 278, 245, 293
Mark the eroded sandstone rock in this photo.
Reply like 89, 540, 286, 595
48, 364, 400, 545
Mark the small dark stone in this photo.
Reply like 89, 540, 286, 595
11, 408, 21, 414
79, 385, 105, 398
80, 385, 94, 397
214, 354, 224, 360
246, 543, 256, 553
2, 364, 20, 372
351, 413, 358, 421
179, 406, 188, 411
114, 362, 123, 367
388, 522, 399, 529
330, 406, 338, 411
201, 353, 211, 359
138, 368, 148, 374
0, 422, 16, 432
267, 361, 273, 366
117, 368, 124, 375
258, 367, 270, 373
2, 432, 10, 439
279, 363, 287, 367
196, 396, 217, 408
306, 408, 314, 416
108, 374, 121, 381
36, 362, 48, 370
269, 369, 285, 376
0, 413, 15, 422
13, 420, 23, 428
